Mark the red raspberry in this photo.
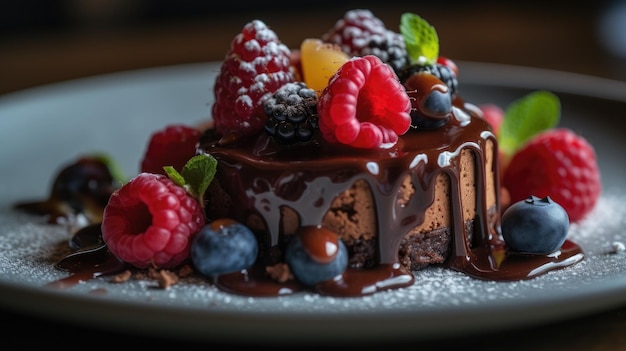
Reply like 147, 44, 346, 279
102, 173, 205, 269
140, 124, 201, 176
212, 20, 296, 138
318, 55, 411, 149
502, 128, 601, 223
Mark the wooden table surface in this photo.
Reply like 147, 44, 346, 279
1, 2, 625, 349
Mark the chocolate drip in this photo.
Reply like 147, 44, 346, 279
46, 101, 584, 297
46, 224, 127, 289
198, 101, 584, 297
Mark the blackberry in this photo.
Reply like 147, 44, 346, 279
322, 9, 408, 75
399, 63, 459, 96
359, 31, 409, 75
263, 82, 319, 144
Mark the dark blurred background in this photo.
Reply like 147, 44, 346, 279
1, 0, 626, 95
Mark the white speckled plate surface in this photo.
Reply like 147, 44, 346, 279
1, 62, 625, 345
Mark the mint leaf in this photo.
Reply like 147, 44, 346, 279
163, 154, 217, 209
164, 166, 185, 187
180, 153, 217, 201
499, 90, 560, 157
400, 12, 439, 65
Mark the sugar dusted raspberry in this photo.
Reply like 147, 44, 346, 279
102, 173, 205, 269
317, 55, 411, 149
502, 128, 601, 223
140, 124, 201, 176
212, 20, 296, 138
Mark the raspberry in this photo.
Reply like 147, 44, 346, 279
102, 173, 206, 269
317, 55, 412, 149
140, 124, 201, 176
322, 9, 408, 75
502, 128, 601, 223
263, 82, 319, 144
212, 20, 296, 138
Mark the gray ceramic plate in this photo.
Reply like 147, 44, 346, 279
1, 62, 625, 345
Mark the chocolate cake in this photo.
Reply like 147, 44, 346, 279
16, 9, 591, 298
185, 10, 585, 297
199, 96, 508, 296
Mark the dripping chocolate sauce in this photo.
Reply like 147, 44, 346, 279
43, 100, 584, 298
47, 223, 127, 289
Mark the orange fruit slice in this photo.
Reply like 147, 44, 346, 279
300, 38, 350, 95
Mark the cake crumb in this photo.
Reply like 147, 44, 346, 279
155, 269, 179, 289
178, 264, 194, 277
266, 263, 293, 283
120, 267, 182, 289
110, 269, 132, 283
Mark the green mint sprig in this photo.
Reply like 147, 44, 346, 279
400, 12, 439, 65
499, 90, 561, 157
164, 153, 217, 208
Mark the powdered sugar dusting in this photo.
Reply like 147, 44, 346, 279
1, 194, 625, 314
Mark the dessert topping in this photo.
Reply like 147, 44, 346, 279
403, 72, 452, 130
321, 9, 408, 75
101, 154, 216, 269
493, 91, 601, 222
191, 218, 259, 277
140, 124, 202, 176
212, 20, 296, 138
501, 196, 570, 254
503, 128, 601, 223
285, 226, 349, 287
299, 38, 350, 94
317, 55, 411, 149
263, 82, 319, 144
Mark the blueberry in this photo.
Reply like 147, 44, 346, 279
191, 219, 258, 276
501, 195, 570, 254
285, 226, 348, 286
422, 89, 452, 118
404, 72, 452, 130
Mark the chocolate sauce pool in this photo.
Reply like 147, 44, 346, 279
42, 100, 583, 298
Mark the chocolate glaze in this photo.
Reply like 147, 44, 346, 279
197, 98, 584, 297
45, 98, 584, 298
